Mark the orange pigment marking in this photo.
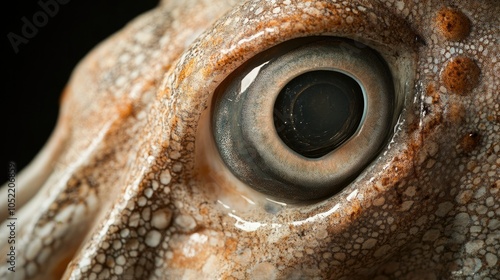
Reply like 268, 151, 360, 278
435, 8, 471, 41
441, 56, 480, 95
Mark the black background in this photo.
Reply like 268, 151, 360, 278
2, 0, 159, 184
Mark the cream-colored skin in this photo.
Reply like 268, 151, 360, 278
1, 0, 498, 279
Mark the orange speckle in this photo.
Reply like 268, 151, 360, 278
441, 56, 480, 95
177, 58, 196, 85
116, 100, 134, 119
435, 8, 471, 41
199, 204, 209, 216
426, 83, 440, 104
349, 202, 362, 220
381, 177, 390, 186
224, 238, 238, 257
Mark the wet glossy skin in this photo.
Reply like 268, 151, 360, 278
1, 0, 499, 279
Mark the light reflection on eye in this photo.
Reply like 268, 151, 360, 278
212, 37, 398, 203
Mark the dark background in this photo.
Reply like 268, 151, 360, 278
2, 0, 159, 184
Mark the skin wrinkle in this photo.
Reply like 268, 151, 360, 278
0, 0, 498, 279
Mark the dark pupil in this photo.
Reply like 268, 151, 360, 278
273, 70, 364, 158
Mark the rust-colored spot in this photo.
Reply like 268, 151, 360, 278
381, 177, 390, 186
435, 8, 471, 41
199, 203, 209, 216
116, 100, 134, 119
426, 83, 440, 104
441, 56, 480, 95
422, 111, 443, 137
348, 202, 362, 221
177, 57, 196, 84
489, 114, 500, 124
458, 132, 481, 154
224, 238, 238, 257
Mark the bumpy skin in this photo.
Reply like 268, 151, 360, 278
1, 0, 499, 279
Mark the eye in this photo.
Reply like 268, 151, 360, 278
212, 37, 396, 203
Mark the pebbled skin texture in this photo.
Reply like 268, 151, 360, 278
1, 0, 498, 279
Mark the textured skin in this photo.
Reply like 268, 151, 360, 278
1, 0, 499, 279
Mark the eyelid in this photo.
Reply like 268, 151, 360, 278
206, 1, 421, 78
169, 1, 420, 119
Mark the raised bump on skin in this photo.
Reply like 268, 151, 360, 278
435, 7, 471, 41
441, 56, 481, 95
457, 132, 481, 155
435, 7, 480, 97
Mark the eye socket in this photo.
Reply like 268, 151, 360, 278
212, 37, 395, 203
